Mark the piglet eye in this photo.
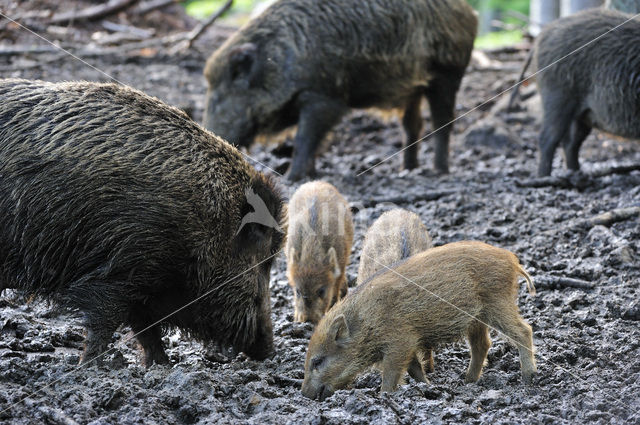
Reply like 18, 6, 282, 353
311, 356, 324, 370
317, 287, 326, 298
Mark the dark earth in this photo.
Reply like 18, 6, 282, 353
0, 2, 639, 424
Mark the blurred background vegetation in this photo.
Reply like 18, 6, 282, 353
180, 0, 607, 48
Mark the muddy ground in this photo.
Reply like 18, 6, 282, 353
0, 3, 639, 424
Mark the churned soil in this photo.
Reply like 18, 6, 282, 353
0, 2, 639, 424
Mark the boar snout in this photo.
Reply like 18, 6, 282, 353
243, 330, 275, 360
202, 91, 256, 148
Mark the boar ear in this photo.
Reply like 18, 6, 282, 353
233, 174, 285, 257
329, 314, 350, 346
228, 42, 258, 81
327, 247, 341, 279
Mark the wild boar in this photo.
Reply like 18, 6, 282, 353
0, 78, 285, 366
302, 241, 536, 400
286, 181, 353, 324
356, 209, 433, 381
203, 0, 477, 180
510, 9, 640, 176
357, 209, 432, 284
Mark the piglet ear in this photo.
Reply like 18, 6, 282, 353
327, 247, 341, 279
329, 314, 350, 346
228, 42, 259, 81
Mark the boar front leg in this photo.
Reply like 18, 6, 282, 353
425, 70, 465, 174
286, 94, 347, 181
538, 90, 576, 176
130, 310, 169, 367
380, 348, 414, 393
563, 117, 591, 171
402, 92, 424, 170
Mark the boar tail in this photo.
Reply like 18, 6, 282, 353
518, 266, 536, 296
507, 48, 534, 113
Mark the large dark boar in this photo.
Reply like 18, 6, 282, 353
512, 9, 640, 176
203, 0, 477, 181
302, 241, 536, 400
0, 79, 285, 366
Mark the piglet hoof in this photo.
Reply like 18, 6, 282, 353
522, 371, 537, 385
464, 374, 480, 384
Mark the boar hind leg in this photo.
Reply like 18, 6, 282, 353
402, 92, 424, 170
130, 315, 169, 367
465, 321, 491, 383
286, 95, 347, 181
425, 70, 464, 174
489, 307, 537, 383
538, 92, 576, 176
563, 117, 591, 171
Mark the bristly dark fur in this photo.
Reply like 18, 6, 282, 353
0, 78, 285, 365
203, 0, 477, 180
531, 9, 640, 176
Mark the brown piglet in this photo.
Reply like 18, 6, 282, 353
357, 209, 434, 381
286, 181, 353, 324
302, 241, 536, 400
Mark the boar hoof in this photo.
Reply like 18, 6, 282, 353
144, 349, 169, 367
285, 168, 310, 182
285, 161, 316, 182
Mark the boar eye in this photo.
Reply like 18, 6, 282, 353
295, 288, 302, 298
311, 356, 324, 371
316, 287, 326, 298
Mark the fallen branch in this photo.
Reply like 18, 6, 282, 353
535, 276, 594, 290
0, 45, 61, 56
171, 0, 233, 52
360, 190, 456, 208
591, 163, 640, 177
516, 163, 640, 189
134, 0, 180, 15
50, 0, 140, 25
0, 10, 52, 30
515, 175, 575, 189
101, 21, 155, 38
0, 53, 67, 71
584, 207, 640, 228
